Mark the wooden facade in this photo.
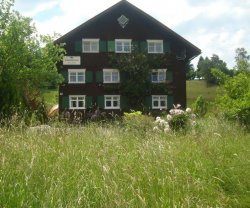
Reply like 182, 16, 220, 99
55, 0, 201, 118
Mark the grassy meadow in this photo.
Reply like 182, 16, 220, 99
1, 81, 249, 207
0, 117, 250, 207
186, 80, 219, 106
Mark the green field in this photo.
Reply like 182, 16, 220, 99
186, 80, 219, 106
0, 117, 249, 207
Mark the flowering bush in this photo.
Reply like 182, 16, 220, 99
154, 105, 196, 132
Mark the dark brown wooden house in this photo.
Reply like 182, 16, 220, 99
55, 0, 201, 118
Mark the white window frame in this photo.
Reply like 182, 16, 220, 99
68, 69, 86, 84
82, 39, 99, 53
147, 40, 163, 54
151, 69, 167, 83
104, 95, 120, 109
69, 95, 86, 109
152, 95, 167, 109
115, 39, 132, 53
103, 69, 120, 83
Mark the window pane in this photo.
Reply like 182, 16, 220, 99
153, 101, 158, 107
155, 43, 162, 52
113, 101, 118, 107
91, 42, 98, 52
104, 72, 111, 82
123, 42, 130, 52
158, 72, 165, 81
148, 43, 154, 52
78, 100, 84, 108
112, 72, 119, 81
160, 100, 166, 107
72, 101, 77, 108
84, 42, 91, 51
116, 42, 122, 51
151, 72, 158, 82
106, 100, 112, 107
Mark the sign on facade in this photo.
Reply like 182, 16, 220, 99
63, 56, 81, 65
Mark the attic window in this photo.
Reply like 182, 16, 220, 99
117, 15, 129, 28
147, 40, 163, 54
82, 39, 99, 53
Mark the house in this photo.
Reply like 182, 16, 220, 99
54, 0, 201, 118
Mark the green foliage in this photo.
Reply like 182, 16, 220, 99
0, 117, 250, 207
185, 63, 196, 80
234, 48, 250, 72
0, 1, 65, 119
197, 55, 231, 84
123, 111, 154, 133
109, 50, 167, 110
192, 95, 208, 117
216, 72, 250, 128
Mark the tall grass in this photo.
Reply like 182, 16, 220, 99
0, 117, 249, 207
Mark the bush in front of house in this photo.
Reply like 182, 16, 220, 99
153, 105, 196, 132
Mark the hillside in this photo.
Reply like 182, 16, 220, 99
186, 80, 219, 106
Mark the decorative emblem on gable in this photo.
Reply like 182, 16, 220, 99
117, 15, 129, 28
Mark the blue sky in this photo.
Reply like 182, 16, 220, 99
14, 0, 250, 69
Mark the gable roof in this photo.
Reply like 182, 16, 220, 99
55, 0, 201, 60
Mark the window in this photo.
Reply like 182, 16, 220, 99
152, 95, 167, 109
115, 39, 131, 53
103, 69, 120, 83
82, 39, 99, 53
69, 95, 85, 109
68, 69, 85, 83
151, 69, 167, 83
147, 40, 163, 54
105, 95, 120, 109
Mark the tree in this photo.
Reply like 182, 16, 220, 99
0, 0, 65, 120
234, 48, 250, 72
197, 54, 230, 84
185, 63, 195, 80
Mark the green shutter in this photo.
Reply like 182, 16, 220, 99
61, 96, 69, 109
86, 96, 92, 108
108, 41, 115, 52
144, 96, 152, 108
120, 96, 128, 109
74, 41, 82, 52
97, 96, 104, 108
164, 41, 170, 53
132, 41, 139, 51
85, 71, 93, 83
167, 95, 173, 109
166, 71, 173, 82
120, 71, 126, 82
61, 70, 68, 83
96, 71, 103, 83
140, 41, 147, 52
99, 40, 107, 52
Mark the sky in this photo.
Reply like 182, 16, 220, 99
14, 0, 250, 69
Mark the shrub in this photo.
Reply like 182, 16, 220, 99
123, 111, 154, 132
192, 96, 208, 117
216, 72, 250, 129
154, 105, 196, 132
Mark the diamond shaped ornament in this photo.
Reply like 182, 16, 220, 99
117, 15, 129, 28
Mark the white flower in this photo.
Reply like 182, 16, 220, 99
156, 116, 161, 121
169, 109, 174, 115
186, 108, 192, 113
164, 121, 169, 127
159, 119, 166, 126
153, 126, 160, 131
191, 114, 196, 119
167, 114, 172, 121
192, 121, 196, 126
176, 104, 181, 109
164, 126, 170, 133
